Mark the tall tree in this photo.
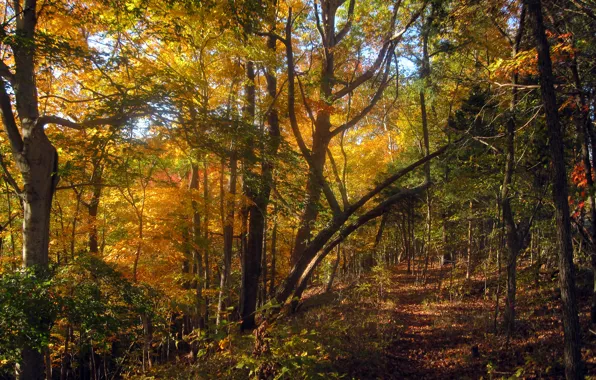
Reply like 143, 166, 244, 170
500, 3, 526, 337
525, 0, 583, 377
0, 2, 111, 377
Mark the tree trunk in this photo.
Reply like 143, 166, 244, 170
240, 31, 281, 328
326, 244, 341, 292
592, 250, 596, 325
132, 212, 143, 283
370, 213, 387, 268
467, 200, 473, 280
406, 211, 411, 273
269, 212, 277, 298
241, 203, 264, 330
261, 219, 268, 306
289, 2, 335, 265
217, 153, 237, 326
526, 0, 583, 377
203, 160, 210, 326
292, 131, 329, 265
0, 2, 57, 377
87, 161, 103, 254
494, 196, 503, 332
501, 7, 525, 336
502, 111, 521, 336
571, 44, 596, 326
190, 164, 205, 329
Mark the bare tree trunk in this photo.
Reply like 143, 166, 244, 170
406, 211, 411, 274
501, 7, 526, 336
87, 160, 104, 254
526, 0, 583, 377
326, 244, 341, 292
203, 160, 210, 327
592, 248, 596, 324
261, 219, 268, 305
467, 200, 473, 280
269, 212, 277, 298
0, 3, 57, 377
190, 164, 205, 329
240, 30, 281, 328
570, 42, 596, 326
60, 325, 71, 380
372, 213, 388, 268
494, 196, 503, 333
217, 153, 237, 326
240, 199, 264, 330
423, 191, 431, 283
409, 203, 415, 274
70, 194, 81, 259
419, 12, 433, 283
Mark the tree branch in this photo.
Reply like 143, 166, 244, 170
313, 0, 327, 46
331, 60, 394, 137
296, 75, 316, 125
0, 78, 23, 154
334, 0, 356, 43
332, 43, 391, 101
285, 7, 311, 160
36, 114, 130, 130
348, 142, 451, 213
294, 181, 431, 299
317, 167, 342, 216
569, 0, 596, 21
255, 31, 287, 46
55, 182, 118, 191
0, 153, 22, 195
0, 61, 15, 86
327, 147, 349, 209
389, 1, 428, 43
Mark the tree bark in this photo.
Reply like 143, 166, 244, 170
261, 218, 268, 306
86, 157, 105, 255
269, 209, 277, 298
570, 43, 596, 326
326, 244, 341, 293
217, 153, 237, 326
526, 0, 583, 377
240, 31, 281, 329
467, 200, 473, 280
190, 164, 205, 329
0, 1, 57, 377
203, 160, 210, 326
501, 5, 525, 336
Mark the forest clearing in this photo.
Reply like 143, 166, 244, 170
0, 0, 596, 379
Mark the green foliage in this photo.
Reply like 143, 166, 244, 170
371, 264, 392, 300
56, 254, 158, 349
0, 255, 160, 374
0, 267, 56, 369
233, 326, 342, 380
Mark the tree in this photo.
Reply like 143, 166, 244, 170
264, 0, 436, 309
499, 3, 526, 337
525, 0, 583, 377
0, 1, 149, 376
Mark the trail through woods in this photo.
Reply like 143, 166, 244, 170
380, 265, 490, 378
284, 262, 595, 379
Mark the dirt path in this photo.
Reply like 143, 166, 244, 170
383, 264, 490, 379
292, 261, 594, 379
293, 263, 495, 379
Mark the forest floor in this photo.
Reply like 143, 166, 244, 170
145, 261, 596, 379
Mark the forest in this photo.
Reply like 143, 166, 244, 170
0, 0, 595, 379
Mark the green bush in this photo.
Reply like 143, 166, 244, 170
0, 267, 56, 370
